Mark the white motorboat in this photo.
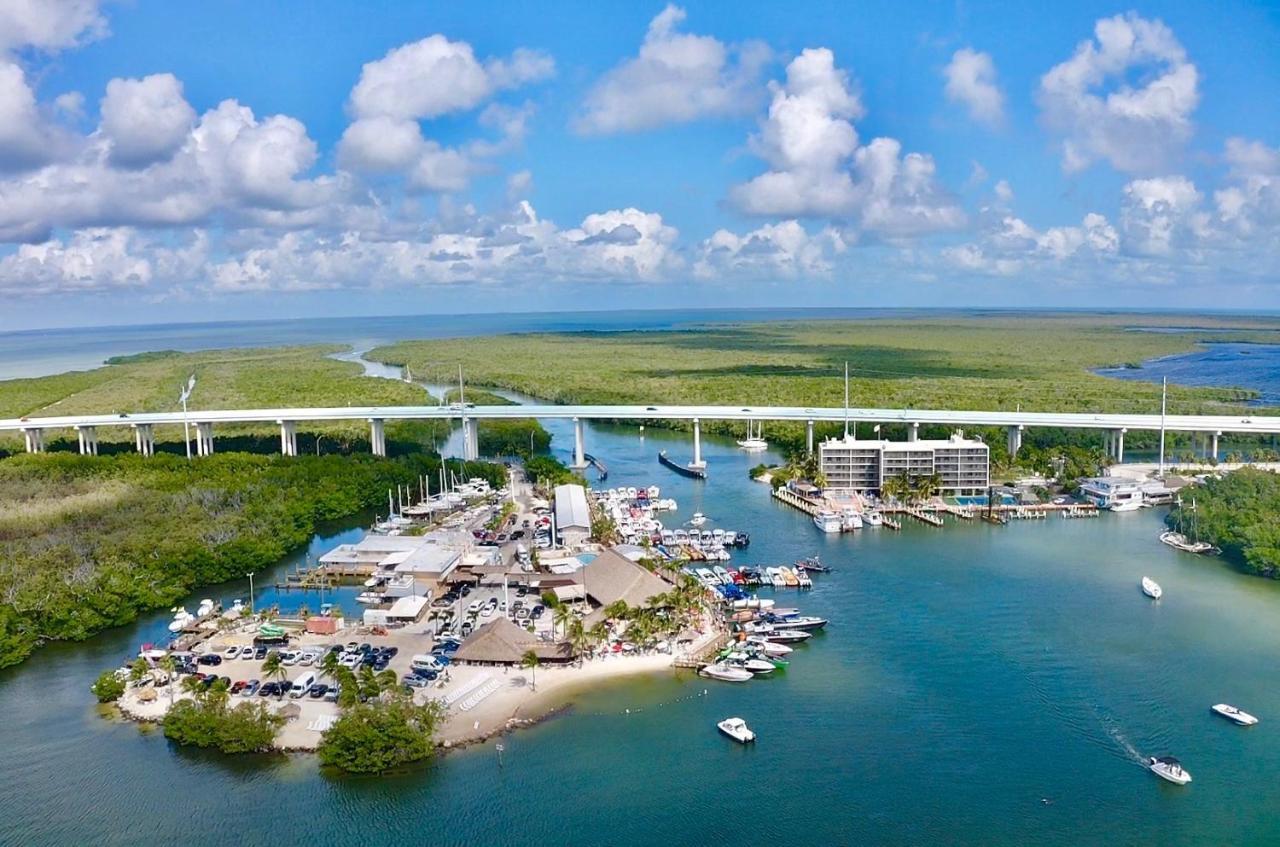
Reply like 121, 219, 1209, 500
841, 509, 863, 531
1211, 703, 1259, 726
688, 513, 708, 527
699, 662, 753, 683
813, 511, 843, 534
864, 511, 884, 527
1148, 756, 1192, 785
731, 597, 775, 611
196, 598, 215, 617
724, 652, 775, 675
764, 613, 828, 630
717, 717, 756, 743
355, 592, 384, 605
746, 625, 811, 643
1141, 577, 1162, 600
745, 636, 793, 656
167, 609, 193, 633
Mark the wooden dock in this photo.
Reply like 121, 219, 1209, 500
674, 631, 731, 669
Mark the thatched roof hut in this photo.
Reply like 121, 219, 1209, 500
452, 618, 573, 665
577, 548, 672, 609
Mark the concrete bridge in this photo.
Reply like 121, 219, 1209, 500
2, 403, 1275, 464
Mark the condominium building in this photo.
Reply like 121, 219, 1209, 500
819, 431, 990, 495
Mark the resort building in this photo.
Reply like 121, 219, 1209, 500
452, 617, 574, 665
554, 483, 592, 547
819, 431, 990, 495
576, 548, 671, 618
1077, 477, 1145, 511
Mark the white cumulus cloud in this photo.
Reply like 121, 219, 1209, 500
730, 48, 964, 237
0, 0, 106, 55
694, 220, 845, 278
99, 73, 196, 168
943, 48, 1004, 128
575, 4, 771, 134
1038, 12, 1199, 173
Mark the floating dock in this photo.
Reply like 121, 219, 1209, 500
583, 452, 608, 481
658, 450, 707, 480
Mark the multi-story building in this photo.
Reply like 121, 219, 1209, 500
819, 431, 990, 495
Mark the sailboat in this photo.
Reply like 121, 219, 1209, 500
737, 420, 768, 451
1159, 497, 1220, 555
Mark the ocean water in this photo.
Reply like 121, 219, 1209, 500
2, 409, 1279, 845
1096, 342, 1280, 406
0, 308, 948, 381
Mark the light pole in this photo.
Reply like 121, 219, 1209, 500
179, 374, 196, 461
315, 435, 324, 456
247, 571, 255, 615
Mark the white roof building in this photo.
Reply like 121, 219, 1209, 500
554, 484, 591, 531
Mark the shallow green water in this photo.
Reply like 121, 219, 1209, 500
3, 420, 1278, 846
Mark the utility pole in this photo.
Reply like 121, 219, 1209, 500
1158, 377, 1168, 480
179, 374, 196, 460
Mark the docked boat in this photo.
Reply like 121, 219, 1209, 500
813, 511, 843, 534
1159, 530, 1219, 555
841, 509, 863, 531
1141, 577, 1162, 600
778, 566, 799, 587
864, 511, 884, 527
745, 636, 793, 656
763, 612, 828, 630
355, 592, 384, 605
717, 717, 756, 743
167, 607, 193, 633
1148, 756, 1192, 785
699, 663, 753, 683
1211, 703, 1259, 726
723, 652, 776, 675
751, 626, 811, 643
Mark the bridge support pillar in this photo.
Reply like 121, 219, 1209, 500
571, 417, 587, 469
369, 419, 386, 458
196, 422, 214, 457
1211, 431, 1220, 460
806, 420, 814, 455
132, 423, 155, 457
460, 417, 477, 461
22, 428, 45, 454
76, 425, 98, 456
1111, 428, 1125, 463
1005, 425, 1023, 459
908, 422, 919, 442
689, 418, 706, 469
279, 420, 298, 456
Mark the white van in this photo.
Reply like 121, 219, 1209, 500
289, 671, 317, 698
410, 654, 442, 673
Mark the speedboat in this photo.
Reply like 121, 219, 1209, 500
1141, 577, 1162, 600
795, 556, 831, 573
745, 636, 793, 656
723, 651, 775, 675
355, 592, 384, 605
746, 625, 811, 643
1148, 756, 1192, 785
1211, 703, 1259, 726
764, 612, 828, 630
779, 566, 799, 587
699, 663, 753, 683
688, 513, 708, 527
813, 511, 842, 533
717, 717, 756, 743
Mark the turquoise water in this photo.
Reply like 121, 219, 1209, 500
1096, 341, 1280, 406
3, 409, 1280, 845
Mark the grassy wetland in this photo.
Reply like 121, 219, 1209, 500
369, 313, 1280, 460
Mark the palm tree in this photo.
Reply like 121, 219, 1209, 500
180, 674, 204, 699
603, 600, 629, 622
158, 655, 178, 706
375, 668, 398, 693
319, 649, 340, 682
567, 618, 588, 665
128, 657, 149, 686
553, 604, 573, 639
520, 650, 540, 691
588, 621, 609, 653
260, 651, 287, 688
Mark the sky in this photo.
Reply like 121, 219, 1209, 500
0, 0, 1277, 330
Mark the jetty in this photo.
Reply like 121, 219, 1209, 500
583, 452, 608, 481
658, 450, 707, 480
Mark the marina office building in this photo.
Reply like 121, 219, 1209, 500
818, 431, 990, 495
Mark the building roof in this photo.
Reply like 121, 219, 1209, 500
452, 617, 572, 663
393, 545, 461, 576
577, 548, 671, 609
386, 594, 430, 620
554, 483, 591, 530
821, 433, 989, 452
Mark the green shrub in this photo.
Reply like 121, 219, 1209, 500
91, 670, 126, 702
318, 698, 445, 774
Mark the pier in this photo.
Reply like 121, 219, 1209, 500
658, 450, 707, 480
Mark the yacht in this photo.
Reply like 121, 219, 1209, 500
1141, 577, 1163, 600
688, 513, 708, 527
699, 663, 753, 683
841, 509, 864, 531
167, 608, 193, 633
1147, 756, 1192, 785
1211, 703, 1259, 726
717, 717, 756, 743
737, 421, 768, 451
813, 511, 843, 534
864, 511, 884, 527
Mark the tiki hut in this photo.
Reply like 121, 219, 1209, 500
452, 618, 573, 665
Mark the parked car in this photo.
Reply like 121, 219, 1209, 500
230, 680, 247, 694
222, 646, 239, 659
242, 680, 261, 696
307, 683, 329, 699
197, 654, 222, 666
324, 686, 339, 703
530, 605, 545, 619
404, 675, 429, 688
254, 646, 268, 660
460, 621, 474, 637
258, 682, 278, 697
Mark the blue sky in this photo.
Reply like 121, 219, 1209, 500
0, 0, 1278, 330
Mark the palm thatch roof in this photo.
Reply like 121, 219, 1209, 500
278, 702, 302, 720
452, 617, 573, 664
577, 548, 672, 609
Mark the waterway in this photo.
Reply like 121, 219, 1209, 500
1096, 341, 1280, 406
3, 394, 1280, 845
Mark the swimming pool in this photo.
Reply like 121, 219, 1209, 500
952, 494, 1018, 506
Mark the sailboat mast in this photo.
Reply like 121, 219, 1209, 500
1158, 376, 1168, 479
843, 361, 850, 439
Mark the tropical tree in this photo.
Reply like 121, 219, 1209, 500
588, 621, 609, 653
320, 649, 340, 682
180, 674, 204, 698
260, 651, 288, 687
128, 656, 150, 685
603, 600, 629, 622
553, 603, 573, 638
158, 654, 179, 706
567, 618, 588, 666
520, 650, 540, 691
